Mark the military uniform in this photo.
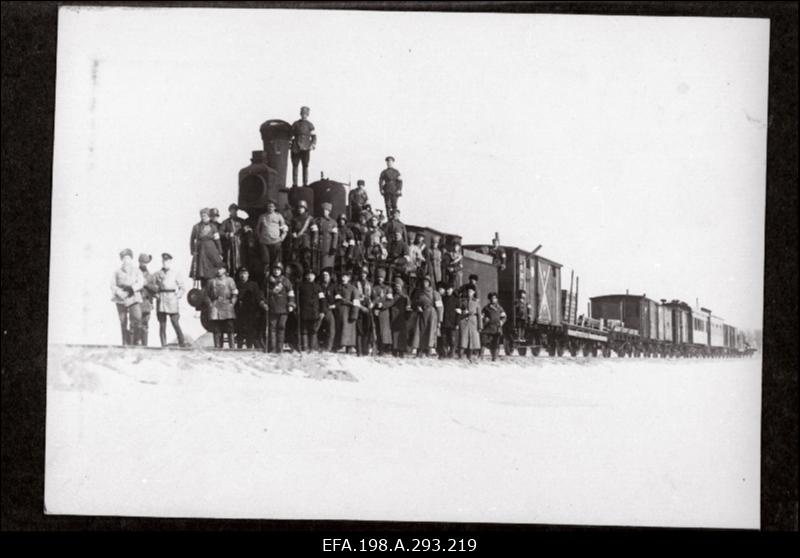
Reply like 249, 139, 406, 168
440, 292, 460, 357
333, 282, 359, 351
266, 274, 295, 353
110, 261, 144, 346
318, 280, 338, 351
236, 279, 267, 349
354, 276, 374, 356
458, 297, 482, 355
190, 220, 223, 283
335, 221, 356, 275
379, 167, 403, 214
289, 210, 314, 273
370, 278, 393, 351
388, 282, 411, 356
206, 274, 238, 348
348, 185, 369, 222
443, 248, 464, 289
220, 215, 246, 273
152, 262, 186, 347
514, 295, 532, 340
138, 260, 156, 346
297, 278, 324, 351
316, 214, 338, 272
255, 211, 288, 270
482, 302, 507, 361
290, 118, 316, 187
384, 217, 408, 246
410, 285, 442, 355
490, 245, 507, 271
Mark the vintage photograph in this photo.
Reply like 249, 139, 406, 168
44, 7, 768, 527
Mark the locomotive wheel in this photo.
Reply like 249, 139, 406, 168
568, 342, 578, 357
590, 345, 598, 357
602, 346, 611, 357
200, 311, 212, 333
532, 346, 541, 357
517, 347, 528, 356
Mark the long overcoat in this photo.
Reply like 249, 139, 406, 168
371, 283, 393, 345
411, 287, 441, 350
334, 282, 359, 347
190, 221, 224, 280
458, 298, 481, 349
388, 290, 411, 351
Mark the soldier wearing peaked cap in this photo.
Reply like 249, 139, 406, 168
153, 252, 187, 347
290, 106, 316, 187
266, 261, 295, 353
289, 199, 314, 273
316, 202, 338, 272
111, 248, 144, 346
379, 156, 403, 215
370, 267, 393, 354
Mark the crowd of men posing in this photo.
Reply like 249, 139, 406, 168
110, 179, 518, 359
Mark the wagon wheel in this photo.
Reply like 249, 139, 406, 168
531, 345, 541, 357
568, 341, 578, 357
617, 344, 626, 357
517, 346, 528, 356
602, 345, 611, 357
589, 344, 598, 357
200, 310, 213, 333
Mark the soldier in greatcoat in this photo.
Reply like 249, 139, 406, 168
458, 273, 482, 306
235, 267, 267, 349
378, 156, 403, 215
152, 253, 186, 347
482, 292, 507, 361
439, 283, 459, 358
388, 277, 411, 357
266, 261, 295, 353
365, 215, 388, 280
220, 203, 246, 274
332, 270, 359, 353
370, 268, 393, 355
410, 276, 442, 357
205, 265, 238, 349
387, 230, 411, 285
316, 202, 338, 272
318, 268, 337, 351
354, 266, 375, 357
383, 209, 408, 248
514, 289, 532, 341
348, 179, 369, 223
137, 253, 155, 346
110, 248, 144, 346
297, 268, 324, 352
290, 106, 316, 187
457, 284, 482, 361
190, 208, 224, 287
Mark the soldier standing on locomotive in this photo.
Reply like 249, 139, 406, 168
348, 179, 369, 223
316, 202, 338, 273
379, 156, 403, 215
110, 248, 144, 346
220, 203, 246, 274
255, 200, 288, 273
289, 199, 314, 274
335, 214, 356, 277
290, 106, 316, 188
189, 208, 224, 289
386, 230, 411, 286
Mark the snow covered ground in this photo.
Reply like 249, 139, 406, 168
44, 346, 761, 528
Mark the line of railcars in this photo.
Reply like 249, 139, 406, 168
191, 117, 756, 358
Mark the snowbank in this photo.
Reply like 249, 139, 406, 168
44, 346, 761, 528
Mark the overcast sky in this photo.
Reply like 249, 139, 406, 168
50, 7, 769, 344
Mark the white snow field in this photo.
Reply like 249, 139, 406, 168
44, 346, 761, 528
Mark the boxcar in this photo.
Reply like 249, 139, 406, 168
590, 294, 658, 340
461, 248, 498, 305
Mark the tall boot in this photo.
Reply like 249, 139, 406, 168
302, 163, 308, 187
292, 163, 299, 188
141, 328, 148, 347
160, 327, 167, 347
212, 332, 221, 348
173, 321, 185, 347
121, 324, 130, 346
227, 328, 235, 349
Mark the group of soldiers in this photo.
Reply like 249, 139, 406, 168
110, 249, 187, 348
178, 195, 517, 359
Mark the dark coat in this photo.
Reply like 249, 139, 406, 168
482, 302, 507, 335
220, 217, 246, 272
458, 298, 481, 349
371, 282, 393, 344
267, 275, 295, 315
206, 275, 238, 320
411, 287, 440, 350
290, 212, 314, 250
384, 219, 408, 244
334, 282, 358, 346
441, 293, 460, 329
190, 222, 223, 279
297, 280, 323, 321
317, 216, 338, 269
388, 290, 411, 351
236, 280, 266, 327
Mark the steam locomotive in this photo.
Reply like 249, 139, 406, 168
191, 117, 756, 358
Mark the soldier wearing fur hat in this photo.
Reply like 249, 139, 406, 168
316, 202, 338, 272
370, 268, 393, 354
111, 248, 144, 346
190, 208, 224, 287
220, 203, 247, 274
152, 253, 186, 347
348, 179, 369, 222
290, 106, 316, 187
379, 156, 403, 215
137, 253, 156, 346
266, 261, 295, 353
205, 265, 238, 349
235, 266, 267, 349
